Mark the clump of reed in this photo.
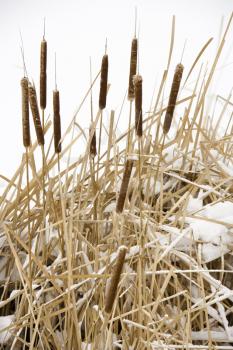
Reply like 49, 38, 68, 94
1, 14, 233, 350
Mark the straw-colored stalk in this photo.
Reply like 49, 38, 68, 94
163, 63, 184, 134
105, 246, 127, 313
116, 159, 134, 213
134, 75, 143, 137
21, 77, 31, 148
40, 39, 47, 110
128, 38, 138, 100
28, 83, 44, 145
99, 54, 108, 110
53, 90, 62, 153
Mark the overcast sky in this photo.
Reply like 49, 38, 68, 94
0, 0, 233, 179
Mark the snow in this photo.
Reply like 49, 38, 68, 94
0, 315, 15, 344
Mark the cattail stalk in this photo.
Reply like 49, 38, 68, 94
163, 63, 184, 134
105, 246, 127, 313
40, 39, 47, 110
29, 84, 44, 145
134, 75, 143, 137
99, 54, 108, 110
53, 90, 62, 153
128, 38, 138, 100
116, 160, 134, 213
21, 77, 31, 148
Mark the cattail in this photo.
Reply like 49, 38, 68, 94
21, 77, 31, 148
105, 246, 127, 313
128, 38, 138, 100
28, 83, 44, 145
134, 75, 143, 137
116, 160, 134, 213
89, 126, 97, 158
40, 39, 47, 110
99, 54, 108, 110
163, 63, 184, 134
53, 90, 61, 153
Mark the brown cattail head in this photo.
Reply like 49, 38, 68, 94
134, 75, 143, 137
99, 54, 108, 110
21, 77, 31, 148
163, 63, 184, 134
116, 160, 134, 213
28, 83, 44, 145
105, 246, 127, 313
53, 90, 61, 153
40, 39, 47, 110
128, 38, 138, 100
89, 126, 97, 158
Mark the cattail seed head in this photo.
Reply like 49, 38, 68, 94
21, 77, 31, 148
134, 75, 143, 137
89, 126, 97, 158
128, 38, 138, 100
28, 83, 44, 145
53, 90, 61, 153
99, 54, 108, 110
105, 246, 127, 313
40, 39, 47, 110
116, 160, 134, 213
163, 63, 184, 134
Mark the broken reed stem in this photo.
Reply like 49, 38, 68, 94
53, 90, 62, 154
116, 159, 134, 213
99, 54, 108, 110
40, 39, 47, 112
128, 38, 138, 100
163, 63, 184, 134
134, 75, 143, 137
105, 246, 127, 313
21, 77, 31, 148
28, 83, 44, 145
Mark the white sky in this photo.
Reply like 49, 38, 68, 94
0, 0, 233, 179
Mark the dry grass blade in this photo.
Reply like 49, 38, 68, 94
53, 90, 61, 153
21, 77, 31, 148
163, 63, 184, 134
128, 38, 138, 100
29, 83, 44, 145
99, 54, 108, 110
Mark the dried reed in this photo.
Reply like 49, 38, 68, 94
99, 54, 108, 110
105, 246, 127, 313
134, 75, 143, 137
128, 38, 138, 100
53, 90, 61, 153
28, 83, 44, 145
163, 63, 184, 134
21, 77, 30, 148
40, 39, 47, 110
116, 159, 134, 213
